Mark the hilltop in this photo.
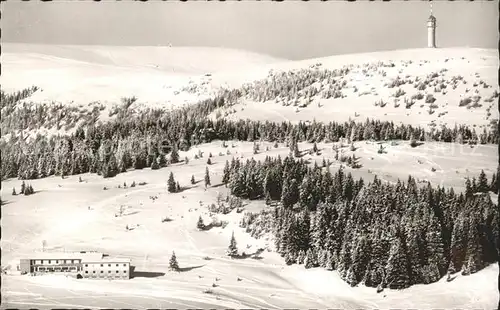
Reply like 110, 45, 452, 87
0, 43, 286, 111
1, 45, 497, 139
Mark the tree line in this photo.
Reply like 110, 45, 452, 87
2, 90, 497, 181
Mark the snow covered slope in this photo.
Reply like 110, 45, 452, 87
2, 45, 497, 133
0, 43, 286, 108
1, 141, 497, 309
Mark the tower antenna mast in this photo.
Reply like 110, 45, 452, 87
427, 0, 436, 48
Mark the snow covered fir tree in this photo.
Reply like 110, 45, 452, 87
234, 156, 498, 289
226, 231, 238, 257
169, 251, 179, 272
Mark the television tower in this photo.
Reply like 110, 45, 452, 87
427, 1, 437, 48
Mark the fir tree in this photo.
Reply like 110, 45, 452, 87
297, 250, 306, 264
299, 177, 311, 209
151, 157, 160, 170
226, 231, 238, 257
204, 167, 211, 188
197, 216, 205, 230
425, 216, 447, 279
167, 172, 177, 193
385, 237, 410, 289
20, 181, 26, 195
265, 190, 272, 205
12, 187, 17, 195
284, 251, 296, 265
24, 184, 34, 195
448, 216, 467, 274
170, 144, 179, 164
304, 248, 317, 269
313, 142, 319, 153
191, 175, 196, 185
325, 251, 334, 271
281, 178, 299, 209
464, 178, 473, 199
157, 154, 167, 167
410, 133, 418, 147
471, 177, 477, 193
462, 216, 484, 275
477, 170, 488, 193
102, 155, 119, 178
318, 249, 329, 268
490, 173, 497, 193
350, 235, 371, 285
253, 142, 260, 154
293, 142, 300, 157
222, 160, 230, 185
169, 251, 180, 271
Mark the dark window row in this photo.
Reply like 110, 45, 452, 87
84, 270, 127, 274
84, 263, 127, 267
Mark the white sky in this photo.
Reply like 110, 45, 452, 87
2, 1, 497, 60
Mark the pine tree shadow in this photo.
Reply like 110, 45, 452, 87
410, 141, 425, 148
302, 158, 312, 165
199, 222, 225, 231
177, 185, 197, 193
211, 183, 225, 189
446, 274, 458, 282
294, 151, 306, 158
131, 271, 165, 278
304, 148, 322, 156
199, 224, 215, 231
123, 211, 140, 216
232, 248, 265, 260
178, 264, 205, 272
130, 266, 165, 278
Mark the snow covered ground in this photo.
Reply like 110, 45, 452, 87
1, 44, 497, 133
1, 141, 497, 309
0, 43, 287, 110
1, 44, 497, 308
210, 48, 498, 131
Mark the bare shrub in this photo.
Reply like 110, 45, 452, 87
404, 97, 416, 109
393, 88, 406, 98
459, 97, 472, 107
411, 93, 424, 101
429, 103, 439, 109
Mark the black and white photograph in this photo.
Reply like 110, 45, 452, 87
0, 1, 498, 308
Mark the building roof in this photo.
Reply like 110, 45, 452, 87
83, 257, 131, 263
24, 251, 131, 263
